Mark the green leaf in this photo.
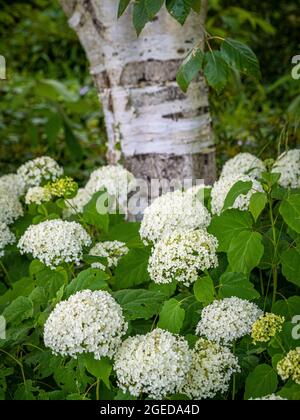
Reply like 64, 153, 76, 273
279, 194, 300, 234
261, 171, 281, 188
273, 296, 300, 320
107, 222, 143, 248
157, 298, 185, 334
176, 48, 204, 92
280, 246, 300, 287
63, 122, 84, 160
278, 381, 300, 400
193, 275, 215, 304
222, 180, 253, 212
82, 354, 112, 389
204, 51, 229, 92
219, 272, 260, 300
220, 38, 261, 79
208, 209, 253, 252
249, 192, 267, 222
45, 113, 62, 145
114, 248, 151, 289
2, 296, 33, 326
83, 191, 110, 232
166, 0, 192, 25
118, 0, 131, 18
113, 289, 166, 320
244, 364, 278, 399
228, 231, 264, 274
133, 0, 149, 35
65, 268, 109, 298
145, 0, 164, 18
35, 79, 78, 102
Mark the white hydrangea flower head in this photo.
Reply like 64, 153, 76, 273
140, 190, 211, 244
44, 289, 128, 359
250, 394, 287, 400
91, 262, 106, 271
89, 241, 129, 268
211, 174, 263, 215
148, 229, 218, 286
18, 219, 91, 269
85, 165, 135, 197
272, 149, 300, 189
0, 223, 15, 258
63, 188, 92, 217
114, 328, 191, 399
0, 188, 24, 225
196, 297, 263, 345
0, 174, 25, 197
181, 338, 240, 399
17, 156, 63, 190
25, 186, 52, 205
220, 153, 266, 179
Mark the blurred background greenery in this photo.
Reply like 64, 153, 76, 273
0, 0, 299, 178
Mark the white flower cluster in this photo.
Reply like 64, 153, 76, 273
0, 223, 15, 258
25, 186, 52, 205
148, 229, 218, 286
63, 188, 92, 217
114, 328, 191, 399
196, 297, 263, 345
140, 190, 211, 244
181, 338, 240, 399
18, 219, 91, 269
211, 174, 263, 215
220, 153, 265, 179
44, 290, 128, 359
0, 188, 23, 225
0, 173, 25, 197
250, 394, 287, 400
85, 165, 135, 197
89, 241, 129, 270
272, 149, 300, 189
17, 156, 63, 190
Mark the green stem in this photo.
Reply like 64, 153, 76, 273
268, 195, 278, 308
232, 342, 236, 401
0, 260, 12, 288
96, 378, 100, 401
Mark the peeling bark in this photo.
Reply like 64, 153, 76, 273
59, 0, 216, 184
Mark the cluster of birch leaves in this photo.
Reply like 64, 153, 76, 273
0, 168, 300, 400
119, 0, 261, 92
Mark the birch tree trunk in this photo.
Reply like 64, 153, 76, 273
59, 0, 216, 184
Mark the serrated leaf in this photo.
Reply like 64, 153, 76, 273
220, 38, 261, 79
113, 289, 165, 320
3, 296, 33, 326
278, 381, 300, 400
219, 272, 260, 300
176, 48, 204, 92
118, 0, 131, 18
249, 192, 267, 222
145, 0, 164, 18
83, 191, 109, 232
208, 209, 253, 252
133, 0, 149, 35
272, 296, 300, 320
279, 194, 300, 234
204, 51, 229, 92
157, 298, 185, 334
222, 180, 253, 212
193, 275, 215, 304
114, 248, 151, 289
228, 231, 264, 274
166, 0, 192, 25
244, 364, 278, 399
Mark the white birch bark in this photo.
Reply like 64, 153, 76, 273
59, 0, 216, 183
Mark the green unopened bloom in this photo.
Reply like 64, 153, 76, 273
46, 177, 78, 199
251, 313, 285, 344
277, 349, 300, 384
